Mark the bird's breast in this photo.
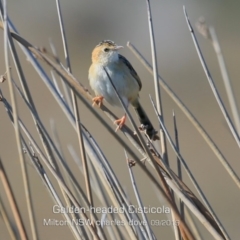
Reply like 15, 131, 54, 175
89, 64, 139, 107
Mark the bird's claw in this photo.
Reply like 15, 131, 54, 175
92, 96, 104, 107
114, 115, 126, 131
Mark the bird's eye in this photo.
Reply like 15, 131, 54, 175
104, 48, 109, 52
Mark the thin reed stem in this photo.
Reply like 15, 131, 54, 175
183, 6, 240, 148
173, 111, 184, 220
145, 0, 169, 165
1, 1, 29, 239
0, 194, 18, 240
196, 18, 240, 136
0, 158, 28, 240
124, 150, 155, 240
56, 0, 94, 229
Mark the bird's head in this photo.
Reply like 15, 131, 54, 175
91, 40, 123, 65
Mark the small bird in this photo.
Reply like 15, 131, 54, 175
88, 40, 158, 140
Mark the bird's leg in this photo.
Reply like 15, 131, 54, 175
114, 113, 127, 131
92, 96, 104, 107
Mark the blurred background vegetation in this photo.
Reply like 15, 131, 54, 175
0, 0, 239, 239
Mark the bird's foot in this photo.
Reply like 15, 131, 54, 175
114, 115, 126, 131
92, 96, 104, 107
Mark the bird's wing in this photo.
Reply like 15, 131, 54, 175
118, 54, 142, 91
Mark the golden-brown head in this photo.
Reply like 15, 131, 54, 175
91, 40, 123, 65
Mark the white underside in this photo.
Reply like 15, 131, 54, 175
89, 64, 139, 108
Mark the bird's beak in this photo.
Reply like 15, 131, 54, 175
114, 45, 124, 50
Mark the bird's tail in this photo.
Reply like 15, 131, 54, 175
132, 100, 159, 140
